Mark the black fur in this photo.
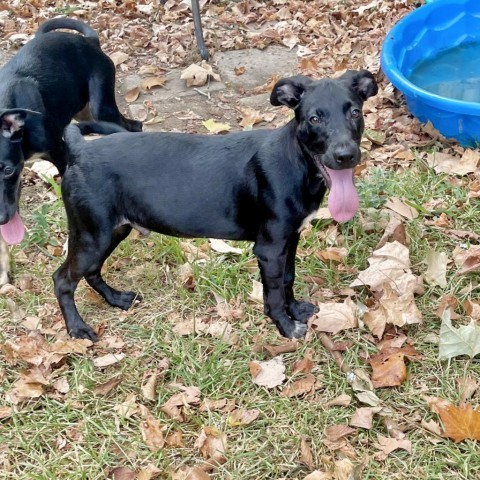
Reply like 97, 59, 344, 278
54, 70, 378, 341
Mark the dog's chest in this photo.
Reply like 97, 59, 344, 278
298, 207, 323, 232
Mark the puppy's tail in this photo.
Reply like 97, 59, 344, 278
64, 121, 127, 166
36, 18, 98, 43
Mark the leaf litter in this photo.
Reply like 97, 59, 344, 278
2, 0, 480, 477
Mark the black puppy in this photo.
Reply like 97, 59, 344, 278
0, 17, 142, 282
54, 70, 378, 340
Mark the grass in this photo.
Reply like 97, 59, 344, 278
1, 156, 480, 480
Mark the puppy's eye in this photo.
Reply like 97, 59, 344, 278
4, 167, 15, 178
351, 109, 361, 119
310, 115, 321, 124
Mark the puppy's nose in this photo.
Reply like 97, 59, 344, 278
333, 145, 357, 164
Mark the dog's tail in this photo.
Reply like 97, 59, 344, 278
36, 18, 98, 42
64, 121, 127, 166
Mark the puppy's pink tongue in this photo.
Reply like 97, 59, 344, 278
326, 167, 359, 223
0, 212, 25, 245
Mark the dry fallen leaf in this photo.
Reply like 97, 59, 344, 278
161, 385, 201, 422
195, 426, 227, 471
375, 434, 412, 460
108, 466, 135, 480
350, 406, 383, 429
125, 86, 140, 103
428, 149, 480, 176
249, 356, 286, 389
202, 119, 232, 134
248, 279, 264, 304
172, 467, 210, 480
370, 345, 420, 388
139, 406, 165, 452
109, 51, 129, 67
141, 76, 166, 90
324, 424, 357, 443
351, 241, 423, 296
326, 394, 352, 407
141, 370, 158, 402
281, 374, 317, 398
292, 356, 314, 376
92, 353, 126, 368
384, 197, 418, 220
227, 408, 260, 427
309, 298, 358, 335
300, 436, 315, 470
437, 403, 480, 443
209, 238, 243, 254
303, 471, 332, 480
364, 283, 422, 339
425, 249, 448, 288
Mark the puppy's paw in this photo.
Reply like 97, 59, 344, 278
68, 322, 98, 342
276, 316, 308, 339
107, 290, 140, 310
288, 301, 318, 323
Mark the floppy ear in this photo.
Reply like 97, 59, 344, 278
270, 75, 313, 108
339, 70, 378, 100
0, 109, 42, 143
0, 110, 28, 143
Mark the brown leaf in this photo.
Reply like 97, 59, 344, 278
292, 356, 314, 375
309, 298, 358, 335
234, 66, 246, 76
324, 424, 356, 442
384, 197, 418, 220
326, 394, 352, 407
375, 435, 412, 459
125, 86, 140, 103
281, 374, 316, 398
141, 370, 158, 402
227, 408, 260, 427
370, 350, 407, 388
437, 403, 480, 443
315, 247, 347, 262
249, 356, 286, 389
303, 471, 332, 480
161, 386, 201, 421
92, 376, 122, 396
300, 436, 315, 470
238, 107, 263, 128
165, 431, 184, 448
109, 51, 129, 67
141, 76, 166, 90
350, 406, 383, 429
172, 467, 210, 480
108, 467, 135, 480
458, 376, 479, 403
113, 393, 139, 418
92, 353, 126, 368
0, 406, 13, 419
139, 406, 165, 452
195, 426, 227, 471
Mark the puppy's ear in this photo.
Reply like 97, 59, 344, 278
340, 70, 378, 100
270, 75, 313, 108
0, 110, 30, 143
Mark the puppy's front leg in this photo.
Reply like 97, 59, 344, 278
0, 235, 9, 286
284, 233, 318, 323
253, 240, 307, 339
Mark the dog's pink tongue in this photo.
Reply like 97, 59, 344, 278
0, 212, 25, 245
326, 167, 359, 223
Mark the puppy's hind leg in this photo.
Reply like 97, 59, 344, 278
89, 59, 143, 132
283, 233, 318, 323
84, 225, 140, 310
53, 230, 115, 340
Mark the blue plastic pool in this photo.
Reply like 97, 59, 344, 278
381, 0, 480, 146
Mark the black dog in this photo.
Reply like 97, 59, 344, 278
0, 17, 142, 283
54, 70, 378, 340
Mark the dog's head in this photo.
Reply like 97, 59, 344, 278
0, 109, 37, 244
270, 70, 378, 223
270, 70, 378, 168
